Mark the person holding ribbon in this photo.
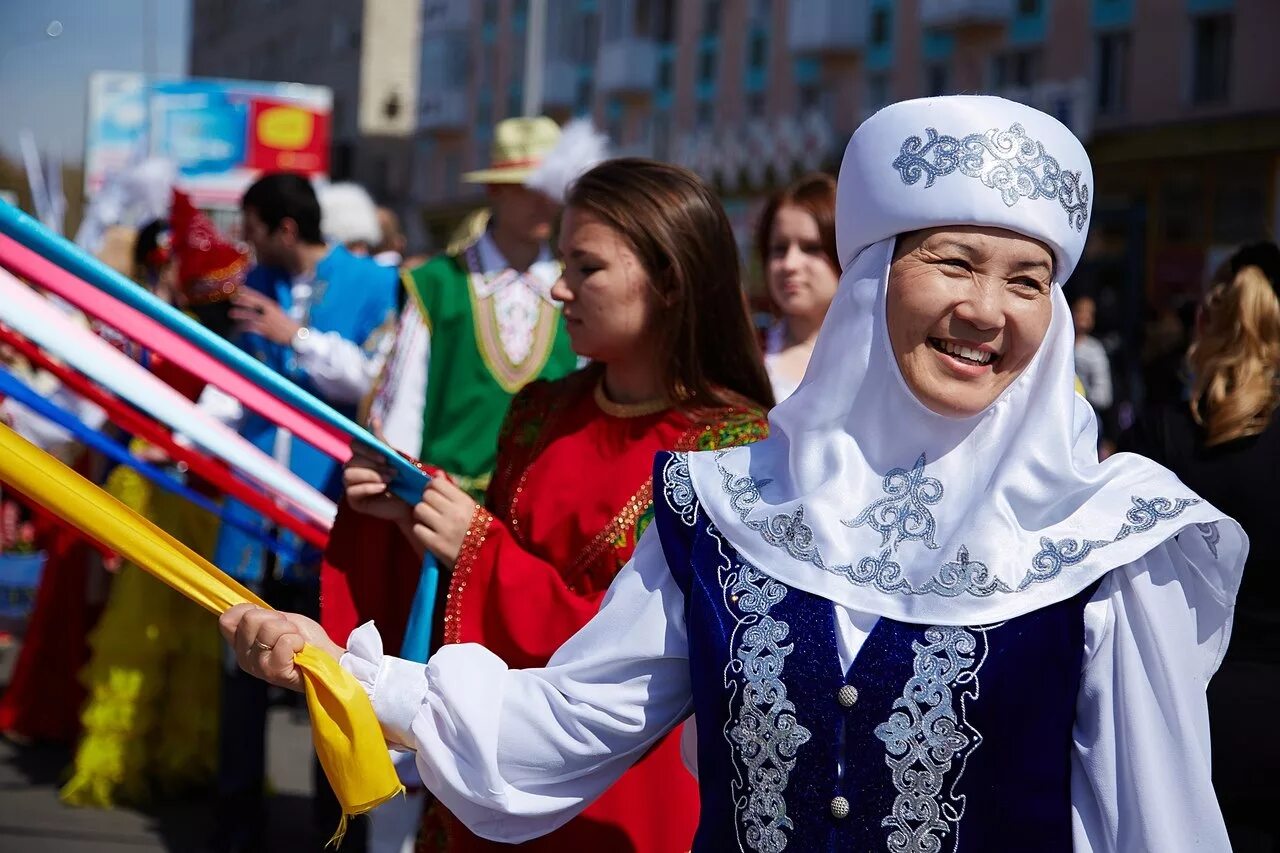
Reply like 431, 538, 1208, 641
328, 157, 772, 852
207, 172, 399, 852
224, 97, 1243, 851
320, 118, 605, 852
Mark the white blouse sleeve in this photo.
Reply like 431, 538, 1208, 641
1071, 532, 1239, 852
340, 527, 693, 844
291, 326, 393, 405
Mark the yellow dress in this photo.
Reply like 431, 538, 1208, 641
60, 451, 221, 807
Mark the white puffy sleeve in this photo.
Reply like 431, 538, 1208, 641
1071, 527, 1242, 852
339, 527, 692, 843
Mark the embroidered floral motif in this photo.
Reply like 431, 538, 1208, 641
845, 453, 944, 552
714, 452, 1200, 596
1020, 495, 1200, 589
662, 453, 700, 527
892, 123, 1091, 231
667, 459, 808, 851
1196, 522, 1221, 558
695, 412, 771, 452
721, 546, 810, 852
874, 626, 989, 853
922, 547, 1014, 597
464, 244, 561, 394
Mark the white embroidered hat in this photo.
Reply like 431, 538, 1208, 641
681, 96, 1245, 624
835, 95, 1091, 279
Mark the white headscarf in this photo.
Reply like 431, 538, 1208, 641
687, 96, 1245, 624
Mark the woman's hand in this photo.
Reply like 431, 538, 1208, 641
408, 477, 479, 570
218, 603, 345, 693
342, 437, 411, 524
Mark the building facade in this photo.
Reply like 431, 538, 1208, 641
412, 0, 1277, 300
189, 0, 422, 240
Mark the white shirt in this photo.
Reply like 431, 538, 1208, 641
340, 525, 1232, 850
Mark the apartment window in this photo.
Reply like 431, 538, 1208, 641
658, 57, 674, 91
699, 48, 718, 85
574, 79, 593, 114
992, 49, 1041, 89
1095, 32, 1130, 115
1016, 0, 1041, 16
870, 7, 891, 46
653, 0, 677, 42
482, 0, 499, 27
507, 84, 524, 118
1191, 14, 1232, 104
748, 30, 768, 70
580, 12, 599, 62
748, 92, 766, 118
926, 63, 949, 97
703, 0, 722, 34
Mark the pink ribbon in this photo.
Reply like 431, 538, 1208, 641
0, 232, 352, 462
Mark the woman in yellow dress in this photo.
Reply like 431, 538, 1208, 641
61, 216, 235, 806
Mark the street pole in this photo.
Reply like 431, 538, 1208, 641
522, 0, 546, 116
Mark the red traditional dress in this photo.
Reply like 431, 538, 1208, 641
325, 368, 769, 852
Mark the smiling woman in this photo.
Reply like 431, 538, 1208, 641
887, 226, 1054, 417
221, 98, 1247, 853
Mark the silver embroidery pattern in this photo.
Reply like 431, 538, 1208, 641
845, 453, 944, 551
664, 453, 810, 852
714, 451, 1199, 596
874, 626, 991, 853
722, 557, 810, 853
1020, 496, 1200, 589
662, 452, 700, 527
1196, 522, 1221, 558
892, 123, 1090, 232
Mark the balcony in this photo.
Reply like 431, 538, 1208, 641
418, 89, 468, 132
597, 38, 658, 97
542, 59, 579, 111
788, 0, 868, 55
920, 0, 1014, 28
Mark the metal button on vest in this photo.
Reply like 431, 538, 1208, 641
830, 796, 850, 819
837, 684, 859, 707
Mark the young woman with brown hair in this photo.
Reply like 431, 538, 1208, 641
311, 159, 772, 852
1122, 241, 1280, 848
755, 173, 839, 401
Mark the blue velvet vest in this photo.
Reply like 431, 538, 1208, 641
654, 451, 1096, 853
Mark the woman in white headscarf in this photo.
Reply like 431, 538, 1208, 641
220, 97, 1244, 852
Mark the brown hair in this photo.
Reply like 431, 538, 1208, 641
567, 158, 775, 412
754, 172, 839, 278
1189, 264, 1280, 445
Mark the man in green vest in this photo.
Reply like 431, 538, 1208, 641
367, 117, 583, 496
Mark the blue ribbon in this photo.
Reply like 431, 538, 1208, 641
0, 202, 429, 503
0, 366, 304, 564
399, 556, 439, 663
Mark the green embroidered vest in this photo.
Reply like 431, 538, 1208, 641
406, 251, 578, 498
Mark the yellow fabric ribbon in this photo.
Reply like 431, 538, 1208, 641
0, 424, 401, 841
